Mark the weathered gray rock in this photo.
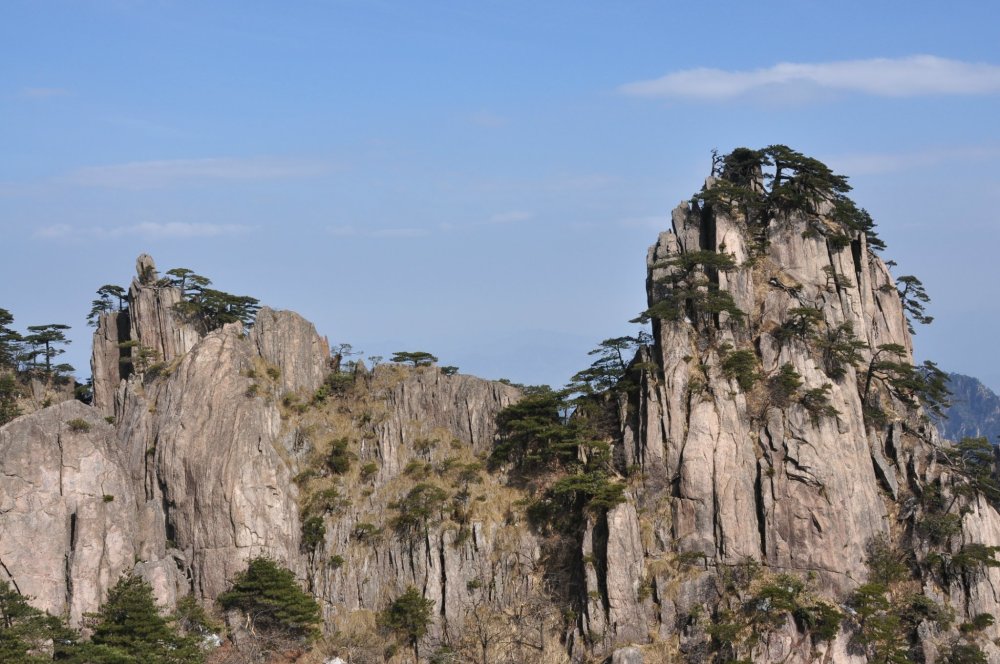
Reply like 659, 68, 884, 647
0, 401, 137, 626
91, 310, 125, 413
372, 366, 520, 477
251, 306, 330, 395
125, 254, 200, 369
115, 322, 303, 600
611, 646, 644, 664
632, 195, 914, 596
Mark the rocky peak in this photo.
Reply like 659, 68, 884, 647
91, 255, 201, 413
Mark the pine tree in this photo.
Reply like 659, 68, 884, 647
217, 557, 321, 641
380, 586, 435, 659
81, 574, 202, 664
0, 580, 75, 663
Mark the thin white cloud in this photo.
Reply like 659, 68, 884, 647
621, 55, 1000, 101
829, 145, 1000, 175
65, 156, 331, 189
19, 87, 70, 99
33, 223, 253, 240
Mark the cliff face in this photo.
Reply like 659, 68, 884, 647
637, 198, 908, 585
2, 153, 1000, 663
0, 400, 136, 626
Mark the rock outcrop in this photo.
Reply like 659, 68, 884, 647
0, 400, 136, 626
4, 148, 1000, 663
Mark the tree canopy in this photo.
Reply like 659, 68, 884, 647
87, 285, 128, 327
390, 351, 438, 367
165, 269, 260, 334
78, 574, 202, 664
217, 557, 321, 642
379, 586, 435, 658
22, 323, 71, 374
0, 309, 22, 368
703, 145, 885, 251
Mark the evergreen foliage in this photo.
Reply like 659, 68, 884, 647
768, 363, 803, 406
82, 574, 202, 664
568, 333, 651, 396
0, 580, 75, 663
720, 349, 759, 391
390, 483, 449, 539
0, 309, 22, 368
22, 324, 71, 374
896, 275, 934, 333
379, 586, 435, 658
165, 269, 260, 333
863, 344, 951, 420
217, 557, 321, 641
390, 351, 439, 367
87, 285, 128, 327
491, 388, 585, 470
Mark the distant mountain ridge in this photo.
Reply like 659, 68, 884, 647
938, 372, 1000, 442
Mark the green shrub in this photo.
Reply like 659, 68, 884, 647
360, 462, 379, 481
328, 554, 345, 570
800, 384, 839, 424
943, 643, 988, 664
960, 613, 995, 633
865, 535, 910, 586
174, 594, 219, 636
325, 437, 354, 474
67, 418, 91, 433
379, 586, 435, 657
721, 349, 759, 391
307, 487, 349, 515
102, 494, 114, 503
951, 544, 1000, 576
774, 307, 824, 343
768, 363, 802, 406
301, 516, 326, 553
391, 483, 449, 538
403, 460, 432, 479
793, 601, 842, 643
353, 522, 382, 542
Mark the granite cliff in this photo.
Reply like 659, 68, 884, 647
1, 147, 998, 663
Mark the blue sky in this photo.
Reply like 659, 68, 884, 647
2, 1, 1000, 391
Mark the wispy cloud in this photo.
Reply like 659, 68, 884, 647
33, 223, 253, 240
829, 145, 1000, 175
621, 55, 1000, 101
19, 87, 70, 99
64, 156, 331, 189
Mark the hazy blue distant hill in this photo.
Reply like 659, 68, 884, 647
938, 373, 1000, 442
